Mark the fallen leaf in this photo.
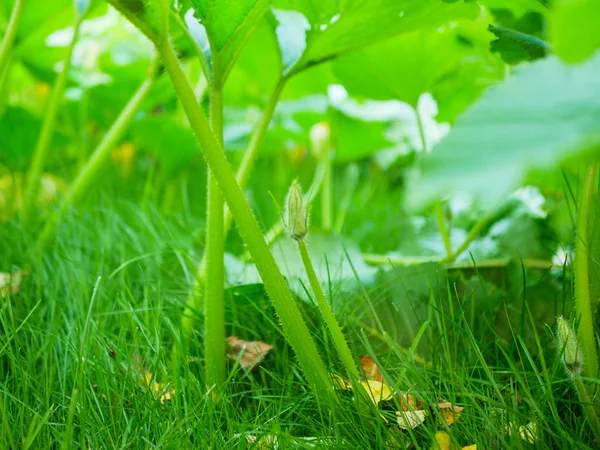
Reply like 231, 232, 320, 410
399, 392, 418, 411
245, 434, 278, 449
227, 336, 273, 370
431, 431, 477, 450
438, 401, 464, 425
330, 373, 350, 390
397, 409, 427, 430
361, 379, 395, 405
0, 271, 27, 298
518, 421, 538, 444
142, 372, 174, 404
361, 355, 383, 382
111, 142, 135, 177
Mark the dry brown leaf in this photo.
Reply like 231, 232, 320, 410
397, 409, 427, 430
361, 355, 383, 382
227, 336, 273, 370
399, 392, 418, 411
0, 271, 27, 298
438, 402, 464, 425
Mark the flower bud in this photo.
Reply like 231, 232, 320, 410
286, 181, 308, 241
309, 122, 330, 160
556, 316, 583, 378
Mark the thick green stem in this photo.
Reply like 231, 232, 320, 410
186, 78, 286, 321
575, 163, 599, 382
156, 36, 333, 403
434, 203, 453, 259
0, 0, 24, 82
21, 17, 84, 227
298, 240, 359, 382
574, 377, 600, 443
37, 67, 157, 251
203, 75, 226, 390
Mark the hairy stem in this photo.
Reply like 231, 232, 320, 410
575, 163, 599, 382
0, 0, 24, 82
574, 377, 600, 443
298, 240, 359, 382
22, 16, 85, 227
203, 72, 226, 390
37, 64, 157, 251
186, 78, 286, 321
156, 36, 333, 403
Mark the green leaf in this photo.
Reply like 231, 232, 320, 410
73, 0, 92, 18
332, 27, 465, 107
550, 0, 600, 63
275, 0, 479, 74
410, 52, 600, 207
131, 116, 201, 178
187, 0, 270, 82
330, 108, 395, 163
489, 25, 549, 64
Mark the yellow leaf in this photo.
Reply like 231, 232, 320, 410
0, 271, 27, 298
438, 402, 464, 425
111, 142, 135, 177
330, 373, 350, 390
431, 432, 476, 450
361, 379, 394, 405
397, 409, 427, 430
518, 421, 538, 444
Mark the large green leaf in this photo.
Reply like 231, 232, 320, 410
410, 52, 600, 207
550, 0, 600, 63
274, 0, 479, 75
332, 28, 465, 107
187, 0, 270, 82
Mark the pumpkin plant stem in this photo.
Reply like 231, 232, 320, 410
203, 64, 226, 390
37, 61, 158, 251
155, 28, 333, 404
435, 203, 453, 260
297, 240, 360, 383
22, 14, 86, 227
574, 377, 600, 443
0, 0, 24, 82
575, 162, 599, 383
185, 78, 286, 329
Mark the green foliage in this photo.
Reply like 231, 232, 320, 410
411, 52, 600, 207
550, 0, 600, 63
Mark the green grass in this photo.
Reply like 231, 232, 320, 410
0, 197, 596, 448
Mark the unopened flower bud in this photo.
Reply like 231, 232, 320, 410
556, 316, 583, 378
309, 122, 330, 160
286, 181, 308, 241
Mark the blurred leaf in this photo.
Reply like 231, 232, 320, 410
332, 28, 465, 107
226, 336, 273, 370
0, 271, 27, 298
73, 0, 92, 18
489, 25, 549, 64
330, 108, 394, 163
130, 116, 200, 178
550, 0, 600, 63
411, 53, 600, 208
0, 173, 65, 219
186, 0, 270, 81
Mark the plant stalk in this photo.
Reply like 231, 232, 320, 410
574, 377, 600, 443
450, 215, 491, 263
21, 16, 85, 227
37, 64, 157, 251
575, 162, 599, 382
202, 72, 226, 390
156, 35, 333, 403
298, 240, 359, 382
0, 0, 24, 82
435, 203, 453, 259
185, 77, 286, 324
